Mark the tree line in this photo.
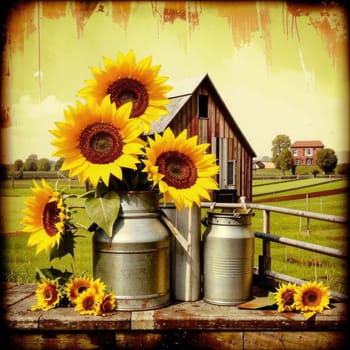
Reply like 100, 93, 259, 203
7, 154, 64, 172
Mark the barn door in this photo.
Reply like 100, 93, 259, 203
214, 137, 235, 189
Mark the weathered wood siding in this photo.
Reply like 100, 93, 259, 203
168, 84, 253, 201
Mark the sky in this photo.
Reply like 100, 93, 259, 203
1, 1, 349, 163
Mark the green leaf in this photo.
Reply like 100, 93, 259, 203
50, 230, 75, 261
95, 181, 109, 197
85, 191, 121, 237
35, 267, 72, 285
237, 292, 277, 309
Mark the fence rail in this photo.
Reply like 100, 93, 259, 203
201, 201, 348, 301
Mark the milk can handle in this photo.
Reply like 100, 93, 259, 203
201, 217, 209, 227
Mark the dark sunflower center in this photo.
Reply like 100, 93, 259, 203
282, 290, 295, 305
156, 151, 197, 189
101, 300, 110, 312
106, 78, 149, 118
77, 286, 88, 294
83, 297, 95, 310
80, 122, 123, 164
44, 287, 57, 304
303, 291, 318, 305
43, 200, 61, 237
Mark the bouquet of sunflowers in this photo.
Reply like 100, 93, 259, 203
21, 51, 220, 315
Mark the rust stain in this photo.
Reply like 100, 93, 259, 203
2, 1, 348, 78
41, 1, 67, 19
217, 1, 259, 48
6, 1, 37, 53
163, 1, 187, 23
152, 1, 201, 34
286, 2, 348, 69
111, 1, 132, 32
257, 2, 273, 68
70, 1, 99, 39
1, 107, 11, 128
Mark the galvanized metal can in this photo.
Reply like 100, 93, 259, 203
93, 191, 170, 310
203, 209, 254, 305
161, 204, 201, 301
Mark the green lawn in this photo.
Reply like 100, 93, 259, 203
253, 178, 347, 197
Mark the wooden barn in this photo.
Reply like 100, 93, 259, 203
150, 73, 256, 202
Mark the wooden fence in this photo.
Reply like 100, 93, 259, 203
201, 201, 348, 301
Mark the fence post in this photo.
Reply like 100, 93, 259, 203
258, 209, 272, 288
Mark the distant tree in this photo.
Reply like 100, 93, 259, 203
38, 158, 51, 171
24, 158, 38, 171
316, 148, 338, 174
276, 148, 293, 176
260, 155, 271, 162
28, 154, 38, 161
271, 134, 291, 164
54, 157, 64, 171
13, 159, 24, 171
336, 163, 349, 175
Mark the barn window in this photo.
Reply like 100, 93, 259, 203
227, 160, 235, 187
198, 94, 208, 118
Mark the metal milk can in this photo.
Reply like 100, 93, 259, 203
202, 207, 254, 305
93, 190, 170, 310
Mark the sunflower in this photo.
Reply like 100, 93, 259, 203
294, 281, 331, 313
74, 288, 101, 316
97, 293, 116, 316
78, 50, 172, 133
31, 279, 61, 311
275, 283, 298, 312
142, 128, 219, 211
90, 278, 107, 296
50, 96, 145, 187
65, 276, 94, 304
21, 179, 66, 255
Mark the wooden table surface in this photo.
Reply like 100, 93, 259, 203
3, 283, 349, 350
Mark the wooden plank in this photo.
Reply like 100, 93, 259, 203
244, 331, 347, 350
39, 306, 131, 331
3, 283, 36, 308
116, 331, 243, 349
5, 293, 41, 330
8, 332, 114, 350
131, 300, 347, 331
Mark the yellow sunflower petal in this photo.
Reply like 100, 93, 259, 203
21, 180, 66, 255
78, 50, 172, 132
51, 96, 144, 186
294, 281, 331, 313
143, 127, 219, 211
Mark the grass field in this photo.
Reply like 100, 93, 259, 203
253, 178, 347, 198
1, 177, 348, 295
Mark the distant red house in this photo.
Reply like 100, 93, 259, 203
290, 140, 324, 166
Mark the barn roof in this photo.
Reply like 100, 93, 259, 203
149, 73, 256, 157
291, 140, 325, 148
